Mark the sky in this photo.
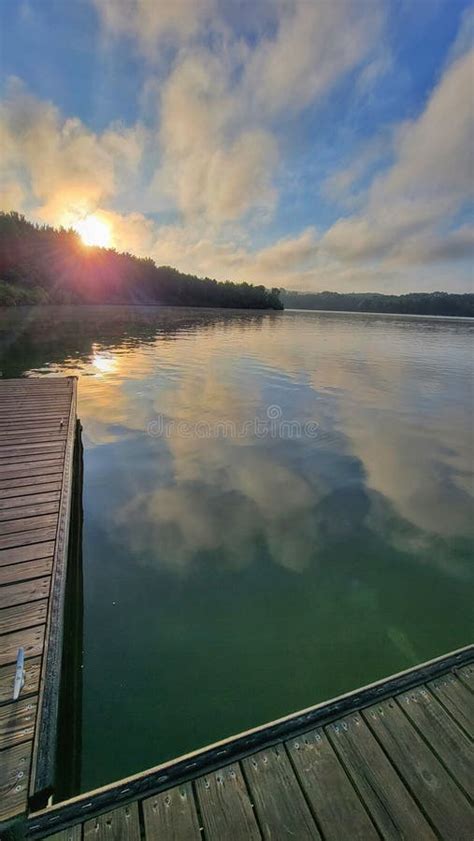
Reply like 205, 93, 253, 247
0, 0, 473, 293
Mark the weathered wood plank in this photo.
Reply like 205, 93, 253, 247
0, 542, 55, 567
0, 479, 62, 498
0, 578, 50, 610
327, 715, 437, 841
0, 598, 48, 635
0, 696, 37, 749
0, 526, 57, 550
195, 764, 261, 841
429, 673, 474, 738
43, 827, 82, 841
0, 656, 41, 704
0, 451, 65, 467
0, 491, 61, 510
0, 501, 59, 522
0, 740, 32, 821
0, 436, 66, 450
0, 514, 58, 535
0, 625, 45, 666
143, 783, 201, 841
0, 441, 65, 457
243, 745, 319, 840
0, 458, 63, 479
0, 558, 53, 585
363, 699, 473, 840
83, 804, 141, 841
397, 687, 473, 798
0, 462, 63, 480
287, 728, 378, 841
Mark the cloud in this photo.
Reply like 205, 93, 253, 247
242, 0, 384, 116
322, 47, 474, 265
92, 0, 214, 52
0, 78, 146, 225
153, 50, 278, 221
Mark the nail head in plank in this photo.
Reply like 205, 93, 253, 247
0, 656, 41, 705
363, 699, 473, 840
327, 715, 437, 841
243, 745, 320, 840
0, 696, 37, 749
83, 804, 141, 841
195, 764, 261, 841
0, 625, 45, 667
143, 783, 201, 841
287, 728, 378, 841
0, 740, 32, 821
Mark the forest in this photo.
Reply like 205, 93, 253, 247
281, 290, 474, 317
0, 212, 283, 310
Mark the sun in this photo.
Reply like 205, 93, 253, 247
73, 215, 111, 248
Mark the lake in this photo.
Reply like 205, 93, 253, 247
1, 305, 473, 794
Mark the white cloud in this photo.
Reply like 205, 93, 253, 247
0, 79, 146, 225
322, 47, 474, 266
92, 0, 214, 52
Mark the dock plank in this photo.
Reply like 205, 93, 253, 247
0, 514, 59, 535
195, 764, 261, 841
0, 598, 48, 634
429, 673, 474, 738
0, 558, 53, 585
397, 686, 473, 798
0, 492, 61, 511
0, 528, 57, 552
0, 502, 59, 522
0, 578, 50, 610
43, 828, 82, 841
0, 657, 41, 705
0, 696, 37, 749
243, 745, 319, 840
287, 728, 378, 841
363, 698, 473, 840
327, 714, 437, 841
0, 625, 45, 667
0, 542, 55, 567
0, 741, 32, 822
143, 783, 201, 841
83, 805, 141, 841
0, 477, 62, 497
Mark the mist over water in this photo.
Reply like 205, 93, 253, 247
1, 305, 473, 792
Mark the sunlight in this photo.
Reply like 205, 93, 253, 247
74, 215, 111, 248
92, 346, 117, 375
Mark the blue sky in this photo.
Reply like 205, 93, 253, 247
0, 0, 473, 292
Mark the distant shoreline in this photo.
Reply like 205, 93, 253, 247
285, 307, 473, 320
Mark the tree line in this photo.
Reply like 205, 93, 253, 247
0, 212, 283, 310
281, 290, 474, 318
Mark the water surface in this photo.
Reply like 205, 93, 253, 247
1, 305, 473, 792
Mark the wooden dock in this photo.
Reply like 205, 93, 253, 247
27, 646, 473, 841
0, 377, 77, 824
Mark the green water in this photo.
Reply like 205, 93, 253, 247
1, 305, 473, 793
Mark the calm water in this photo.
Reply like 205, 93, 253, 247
1, 305, 473, 793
